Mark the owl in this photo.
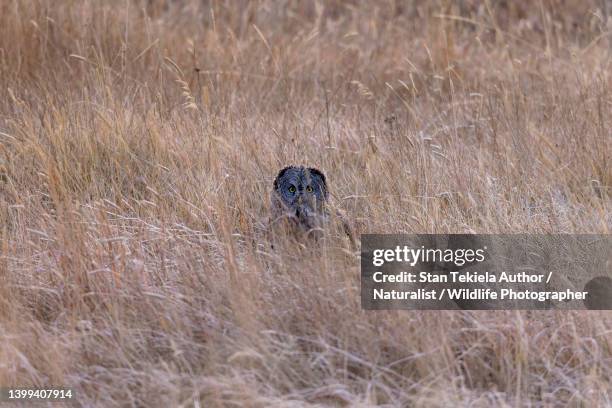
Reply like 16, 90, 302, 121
270, 165, 356, 248
272, 166, 328, 231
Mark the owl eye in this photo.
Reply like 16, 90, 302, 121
306, 185, 313, 193
288, 185, 296, 193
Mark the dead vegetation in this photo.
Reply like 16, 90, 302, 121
0, 0, 611, 406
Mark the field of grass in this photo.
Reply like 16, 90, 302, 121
0, 0, 611, 406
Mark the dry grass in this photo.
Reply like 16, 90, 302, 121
0, 0, 611, 406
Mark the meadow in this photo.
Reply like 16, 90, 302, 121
0, 0, 611, 406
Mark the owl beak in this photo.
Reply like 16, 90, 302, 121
296, 204, 313, 219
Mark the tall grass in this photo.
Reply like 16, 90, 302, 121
0, 0, 611, 406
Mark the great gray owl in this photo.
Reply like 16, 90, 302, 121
272, 166, 328, 231
270, 165, 356, 248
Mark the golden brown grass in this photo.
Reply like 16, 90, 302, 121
0, 0, 611, 406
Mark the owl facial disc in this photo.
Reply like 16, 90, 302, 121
272, 166, 328, 229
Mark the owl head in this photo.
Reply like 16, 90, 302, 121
272, 166, 328, 229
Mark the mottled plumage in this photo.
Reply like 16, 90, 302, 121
270, 165, 356, 249
272, 166, 328, 231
